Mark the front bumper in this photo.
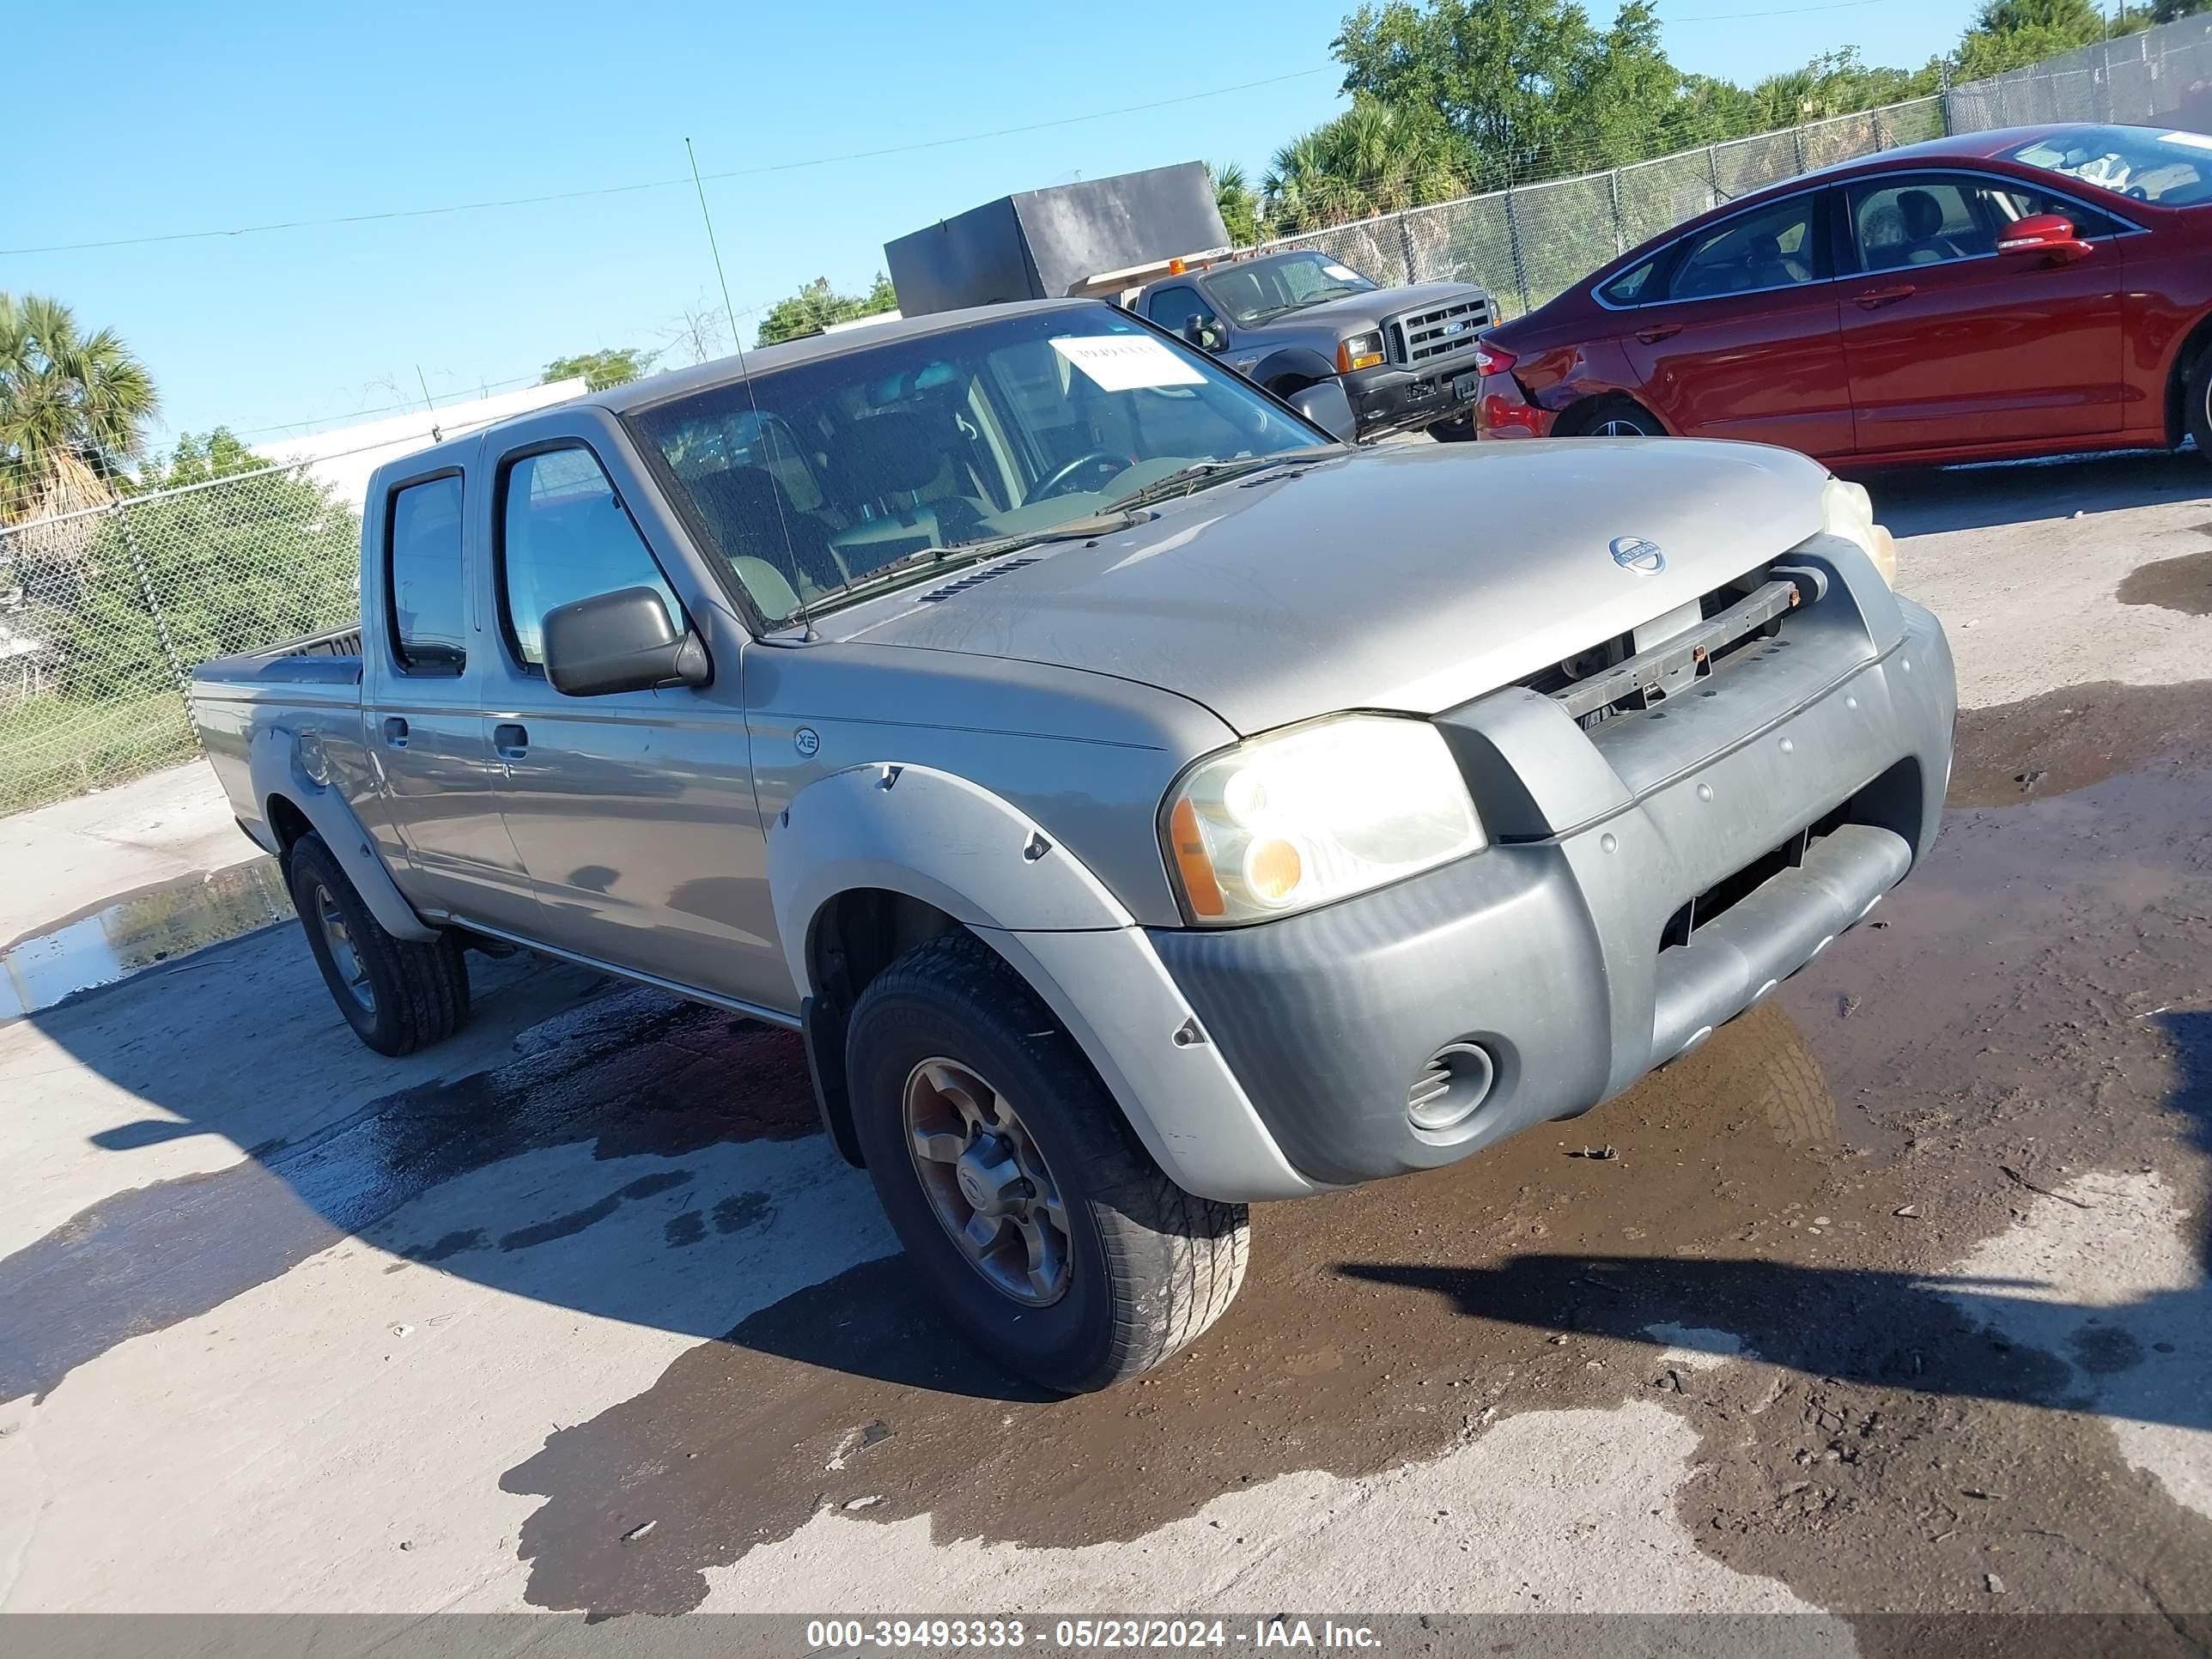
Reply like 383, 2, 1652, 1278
1346, 358, 1485, 435
1146, 567, 1954, 1188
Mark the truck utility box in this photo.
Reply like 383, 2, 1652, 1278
886, 162, 1229, 316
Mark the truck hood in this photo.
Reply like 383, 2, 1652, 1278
832, 438, 1830, 736
1249, 281, 1480, 333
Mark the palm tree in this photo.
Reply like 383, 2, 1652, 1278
0, 294, 160, 526
1263, 100, 1474, 234
1208, 161, 1264, 245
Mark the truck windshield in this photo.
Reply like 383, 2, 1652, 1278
1203, 252, 1378, 324
628, 308, 1328, 626
2008, 125, 2212, 207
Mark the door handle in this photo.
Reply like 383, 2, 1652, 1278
381, 716, 408, 748
494, 722, 529, 760
1635, 322, 1682, 343
1855, 283, 1917, 310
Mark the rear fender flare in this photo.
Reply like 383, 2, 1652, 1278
250, 724, 440, 943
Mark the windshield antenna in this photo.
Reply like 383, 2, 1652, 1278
687, 137, 817, 642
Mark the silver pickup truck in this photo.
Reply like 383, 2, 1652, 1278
191, 298, 1954, 1392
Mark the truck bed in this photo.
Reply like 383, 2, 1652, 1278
192, 623, 365, 692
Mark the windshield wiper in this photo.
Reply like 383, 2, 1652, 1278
770, 512, 1143, 629
1104, 456, 1307, 512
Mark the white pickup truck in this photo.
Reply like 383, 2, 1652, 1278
191, 299, 1952, 1390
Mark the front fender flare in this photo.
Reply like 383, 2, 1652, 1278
768, 763, 1322, 1201
1249, 346, 1338, 392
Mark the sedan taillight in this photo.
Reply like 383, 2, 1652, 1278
1472, 340, 1516, 377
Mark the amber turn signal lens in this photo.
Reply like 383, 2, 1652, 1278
1169, 797, 1225, 918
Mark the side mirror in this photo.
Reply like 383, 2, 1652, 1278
1288, 380, 1358, 445
542, 586, 711, 697
1183, 316, 1227, 352
1997, 213, 2094, 264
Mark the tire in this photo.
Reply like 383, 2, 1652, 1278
845, 931, 1249, 1393
1427, 416, 1480, 443
286, 831, 470, 1057
1571, 398, 1664, 438
2184, 344, 2212, 458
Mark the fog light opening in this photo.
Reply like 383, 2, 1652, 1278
1408, 1042, 1498, 1133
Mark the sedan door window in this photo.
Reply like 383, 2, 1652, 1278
1668, 197, 1824, 301
1850, 173, 2126, 272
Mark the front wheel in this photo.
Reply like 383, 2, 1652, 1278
2184, 346, 2212, 459
846, 932, 1249, 1392
287, 831, 470, 1056
1428, 416, 1480, 443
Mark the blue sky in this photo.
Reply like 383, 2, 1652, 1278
7, 0, 1981, 443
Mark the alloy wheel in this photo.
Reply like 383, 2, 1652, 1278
902, 1057, 1073, 1305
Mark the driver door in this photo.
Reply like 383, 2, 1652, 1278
1838, 171, 2128, 452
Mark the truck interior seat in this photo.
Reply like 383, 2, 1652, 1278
686, 465, 853, 605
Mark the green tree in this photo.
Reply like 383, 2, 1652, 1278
1334, 0, 1632, 185
1954, 0, 2135, 77
45, 431, 360, 701
541, 347, 653, 391
1263, 98, 1474, 232
0, 293, 159, 525
1210, 161, 1265, 244
756, 274, 899, 347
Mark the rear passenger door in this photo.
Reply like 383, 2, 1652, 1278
367, 463, 527, 924
479, 430, 790, 1012
1618, 189, 1855, 459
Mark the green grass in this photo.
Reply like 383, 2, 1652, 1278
0, 691, 199, 817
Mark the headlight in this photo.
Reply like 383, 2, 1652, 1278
1335, 331, 1386, 373
1161, 714, 1484, 925
1820, 476, 1897, 588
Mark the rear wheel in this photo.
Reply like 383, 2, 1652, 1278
1427, 416, 1480, 443
1570, 397, 1665, 438
287, 832, 470, 1056
845, 931, 1249, 1393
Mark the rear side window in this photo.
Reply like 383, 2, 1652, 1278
1668, 195, 1823, 301
498, 446, 681, 670
386, 475, 466, 673
1597, 257, 1660, 306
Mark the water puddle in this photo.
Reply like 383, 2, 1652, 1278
0, 856, 293, 1019
2116, 548, 2212, 617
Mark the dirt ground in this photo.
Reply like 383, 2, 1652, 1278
3, 450, 2209, 1645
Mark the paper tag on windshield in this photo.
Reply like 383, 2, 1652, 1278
1050, 334, 1207, 392
2162, 131, 2212, 150
1322, 262, 1361, 281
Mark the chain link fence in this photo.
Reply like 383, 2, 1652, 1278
1946, 14, 2212, 133
0, 466, 361, 815
1244, 98, 1949, 316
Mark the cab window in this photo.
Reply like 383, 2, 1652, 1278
1147, 286, 1218, 337
1668, 195, 1824, 301
496, 446, 682, 671
386, 474, 465, 673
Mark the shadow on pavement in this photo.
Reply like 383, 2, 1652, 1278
1863, 447, 2209, 538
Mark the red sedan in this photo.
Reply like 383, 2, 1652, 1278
1474, 124, 2212, 465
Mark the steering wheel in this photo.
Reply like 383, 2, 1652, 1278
1024, 449, 1127, 505
2124, 183, 2152, 201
